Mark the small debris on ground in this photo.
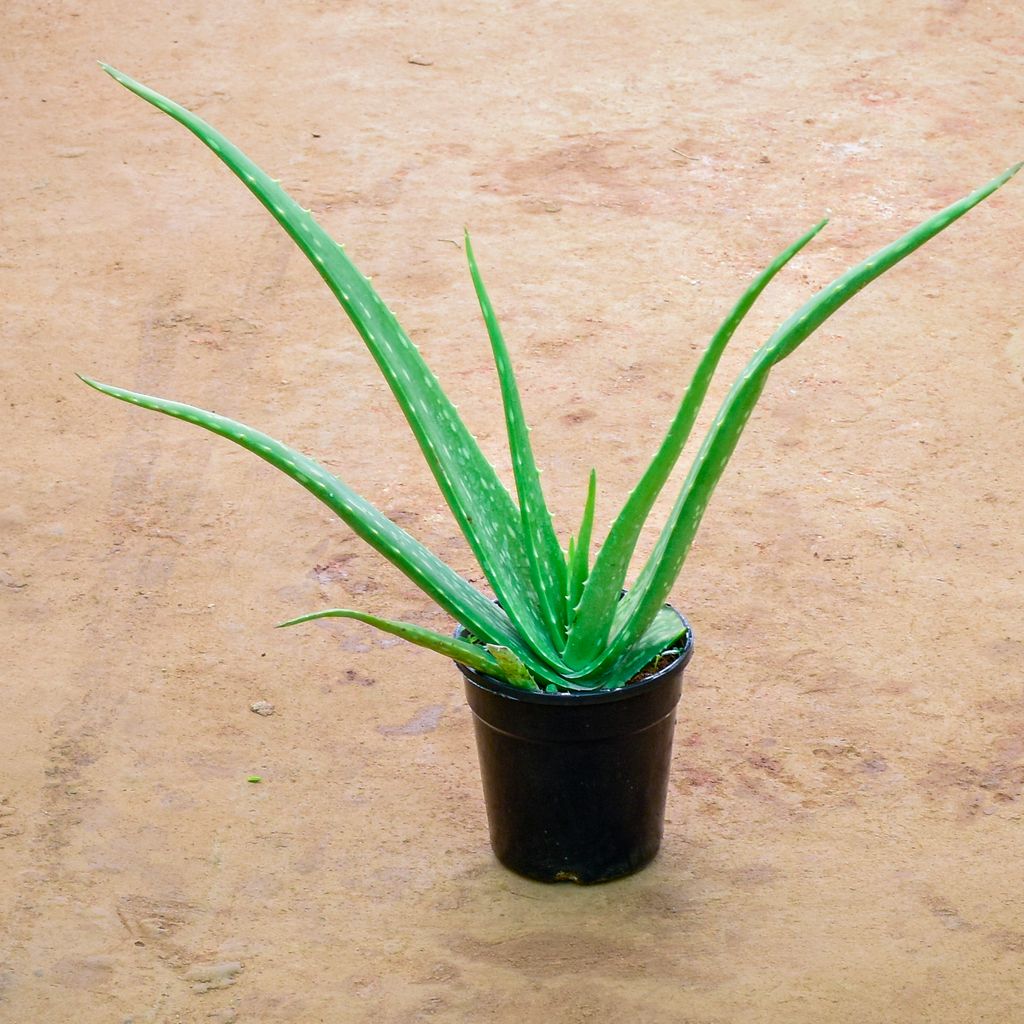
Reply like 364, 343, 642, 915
250, 700, 275, 716
408, 55, 434, 66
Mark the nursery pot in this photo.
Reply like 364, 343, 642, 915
455, 611, 693, 884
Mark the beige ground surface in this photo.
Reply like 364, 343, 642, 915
3, 1, 1023, 1021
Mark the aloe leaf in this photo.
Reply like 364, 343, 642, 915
562, 219, 827, 667
593, 607, 688, 690
553, 605, 687, 691
100, 64, 563, 670
464, 231, 567, 647
277, 607, 504, 677
485, 645, 541, 691
567, 469, 597, 623
78, 375, 571, 688
565, 533, 577, 623
579, 163, 1022, 677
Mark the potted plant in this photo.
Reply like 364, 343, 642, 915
82, 65, 1019, 883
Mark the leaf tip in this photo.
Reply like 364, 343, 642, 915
98, 62, 125, 82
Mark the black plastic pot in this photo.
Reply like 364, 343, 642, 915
455, 611, 693, 884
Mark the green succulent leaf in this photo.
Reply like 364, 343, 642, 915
78, 375, 572, 688
580, 162, 1023, 677
544, 604, 687, 691
99, 64, 564, 672
465, 231, 568, 649
567, 469, 597, 626
87, 63, 1020, 696
277, 607, 504, 678
562, 219, 827, 667
592, 607, 688, 691
484, 645, 541, 691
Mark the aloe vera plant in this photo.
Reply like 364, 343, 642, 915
82, 66, 1020, 693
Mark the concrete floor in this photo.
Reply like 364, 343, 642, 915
2, 1, 1023, 1020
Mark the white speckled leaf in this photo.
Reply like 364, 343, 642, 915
575, 163, 1022, 677
101, 64, 562, 670
465, 232, 568, 649
78, 376, 570, 688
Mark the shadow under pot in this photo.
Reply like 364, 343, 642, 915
454, 609, 693, 884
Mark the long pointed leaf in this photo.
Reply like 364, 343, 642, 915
464, 231, 567, 647
562, 219, 827, 667
577, 163, 1021, 677
100, 64, 563, 670
567, 469, 597, 623
277, 607, 505, 678
79, 375, 571, 688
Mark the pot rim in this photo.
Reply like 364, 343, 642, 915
454, 606, 694, 706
